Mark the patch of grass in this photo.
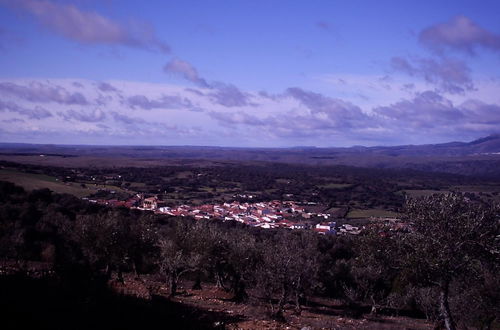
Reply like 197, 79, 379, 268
0, 168, 131, 198
0, 168, 93, 198
402, 189, 447, 198
318, 183, 353, 189
451, 185, 500, 192
176, 171, 193, 179
92, 184, 130, 195
347, 209, 401, 219
127, 182, 148, 190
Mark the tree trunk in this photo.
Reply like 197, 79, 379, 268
269, 299, 275, 315
117, 268, 124, 283
275, 285, 287, 322
294, 276, 302, 315
439, 281, 456, 330
370, 295, 378, 315
275, 305, 285, 322
132, 261, 139, 279
483, 315, 495, 330
215, 272, 225, 289
104, 264, 112, 281
294, 291, 302, 315
169, 274, 177, 297
192, 274, 202, 290
233, 279, 248, 302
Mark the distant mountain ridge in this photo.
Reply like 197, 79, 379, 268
1, 135, 500, 178
350, 134, 500, 157
1, 134, 500, 154
468, 134, 500, 145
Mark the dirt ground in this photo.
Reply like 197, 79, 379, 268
111, 275, 434, 330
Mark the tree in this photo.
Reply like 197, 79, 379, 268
401, 193, 499, 330
316, 235, 355, 299
225, 228, 259, 302
74, 210, 135, 282
347, 228, 402, 314
195, 222, 231, 290
157, 219, 203, 297
256, 230, 320, 320
128, 214, 159, 277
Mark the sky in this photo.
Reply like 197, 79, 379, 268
0, 0, 500, 147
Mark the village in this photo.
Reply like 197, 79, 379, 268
83, 193, 408, 235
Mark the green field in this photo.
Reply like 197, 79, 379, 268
0, 168, 93, 197
452, 185, 500, 192
347, 209, 401, 219
318, 183, 353, 189
127, 182, 147, 189
175, 171, 193, 179
402, 189, 447, 198
0, 168, 128, 198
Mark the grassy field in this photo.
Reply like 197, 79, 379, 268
127, 182, 147, 189
0, 168, 129, 198
0, 168, 95, 198
0, 155, 215, 168
402, 189, 448, 198
318, 183, 353, 189
452, 185, 500, 192
347, 209, 401, 219
175, 171, 193, 179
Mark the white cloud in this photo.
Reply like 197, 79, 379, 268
1, 77, 499, 147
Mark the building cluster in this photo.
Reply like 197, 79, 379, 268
87, 194, 404, 235
149, 198, 334, 230
87, 194, 142, 209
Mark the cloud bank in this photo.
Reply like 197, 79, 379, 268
1, 77, 497, 146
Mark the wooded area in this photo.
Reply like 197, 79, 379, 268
1, 180, 498, 329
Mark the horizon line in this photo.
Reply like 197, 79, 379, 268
0, 135, 493, 150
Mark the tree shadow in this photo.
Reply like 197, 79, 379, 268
300, 299, 372, 319
0, 274, 243, 330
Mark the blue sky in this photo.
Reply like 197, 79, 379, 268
1, 0, 500, 147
